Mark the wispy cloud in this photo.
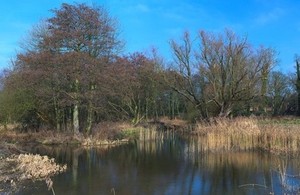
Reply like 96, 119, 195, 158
123, 3, 151, 14
164, 27, 183, 38
162, 12, 185, 22
160, 3, 206, 22
135, 4, 150, 13
255, 7, 285, 25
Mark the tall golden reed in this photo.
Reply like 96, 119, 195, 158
194, 117, 300, 154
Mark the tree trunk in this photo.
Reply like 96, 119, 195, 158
73, 79, 80, 134
73, 103, 79, 134
218, 103, 232, 118
54, 98, 61, 132
86, 100, 93, 135
86, 84, 95, 135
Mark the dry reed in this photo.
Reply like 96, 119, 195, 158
193, 117, 300, 155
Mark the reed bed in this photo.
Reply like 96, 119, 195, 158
193, 117, 300, 155
259, 123, 300, 154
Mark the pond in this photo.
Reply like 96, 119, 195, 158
17, 137, 300, 195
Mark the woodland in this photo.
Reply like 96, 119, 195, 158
0, 3, 299, 136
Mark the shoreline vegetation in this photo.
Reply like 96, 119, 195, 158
192, 117, 300, 155
1, 116, 300, 154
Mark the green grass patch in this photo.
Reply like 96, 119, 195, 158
115, 128, 140, 140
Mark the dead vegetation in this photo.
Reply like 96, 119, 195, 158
0, 121, 141, 146
193, 117, 300, 154
9, 154, 67, 180
0, 147, 67, 194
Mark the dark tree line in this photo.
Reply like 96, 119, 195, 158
0, 3, 299, 134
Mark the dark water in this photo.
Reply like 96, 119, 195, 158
17, 138, 300, 195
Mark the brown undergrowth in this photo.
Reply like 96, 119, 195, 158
0, 122, 138, 146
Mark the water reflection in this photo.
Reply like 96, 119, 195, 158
18, 139, 300, 195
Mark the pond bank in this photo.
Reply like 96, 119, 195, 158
137, 117, 300, 156
1, 117, 300, 153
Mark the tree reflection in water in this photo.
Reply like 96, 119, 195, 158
18, 139, 300, 195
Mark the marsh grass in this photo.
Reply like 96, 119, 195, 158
194, 117, 300, 155
258, 120, 300, 154
2, 117, 300, 154
194, 117, 260, 151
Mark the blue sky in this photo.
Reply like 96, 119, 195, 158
1, 0, 300, 73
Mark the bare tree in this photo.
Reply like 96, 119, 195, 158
168, 32, 208, 118
169, 29, 277, 118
